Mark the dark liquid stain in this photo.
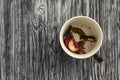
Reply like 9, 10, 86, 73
69, 25, 85, 36
65, 25, 96, 42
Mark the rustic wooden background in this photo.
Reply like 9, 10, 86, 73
0, 0, 120, 80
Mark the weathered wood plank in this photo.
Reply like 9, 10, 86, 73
0, 0, 120, 80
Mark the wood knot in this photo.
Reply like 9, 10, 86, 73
31, 2, 47, 31
34, 4, 46, 15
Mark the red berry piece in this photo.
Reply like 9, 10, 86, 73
78, 47, 86, 54
64, 38, 72, 47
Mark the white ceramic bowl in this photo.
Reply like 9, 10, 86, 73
59, 16, 103, 59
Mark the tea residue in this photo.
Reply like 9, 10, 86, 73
64, 25, 96, 54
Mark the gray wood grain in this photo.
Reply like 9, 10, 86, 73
0, 0, 120, 80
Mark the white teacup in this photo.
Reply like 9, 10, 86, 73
59, 16, 103, 59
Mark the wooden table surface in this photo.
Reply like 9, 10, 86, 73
0, 0, 120, 80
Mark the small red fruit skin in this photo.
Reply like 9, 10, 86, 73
64, 38, 86, 54
78, 47, 86, 54
64, 38, 72, 47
